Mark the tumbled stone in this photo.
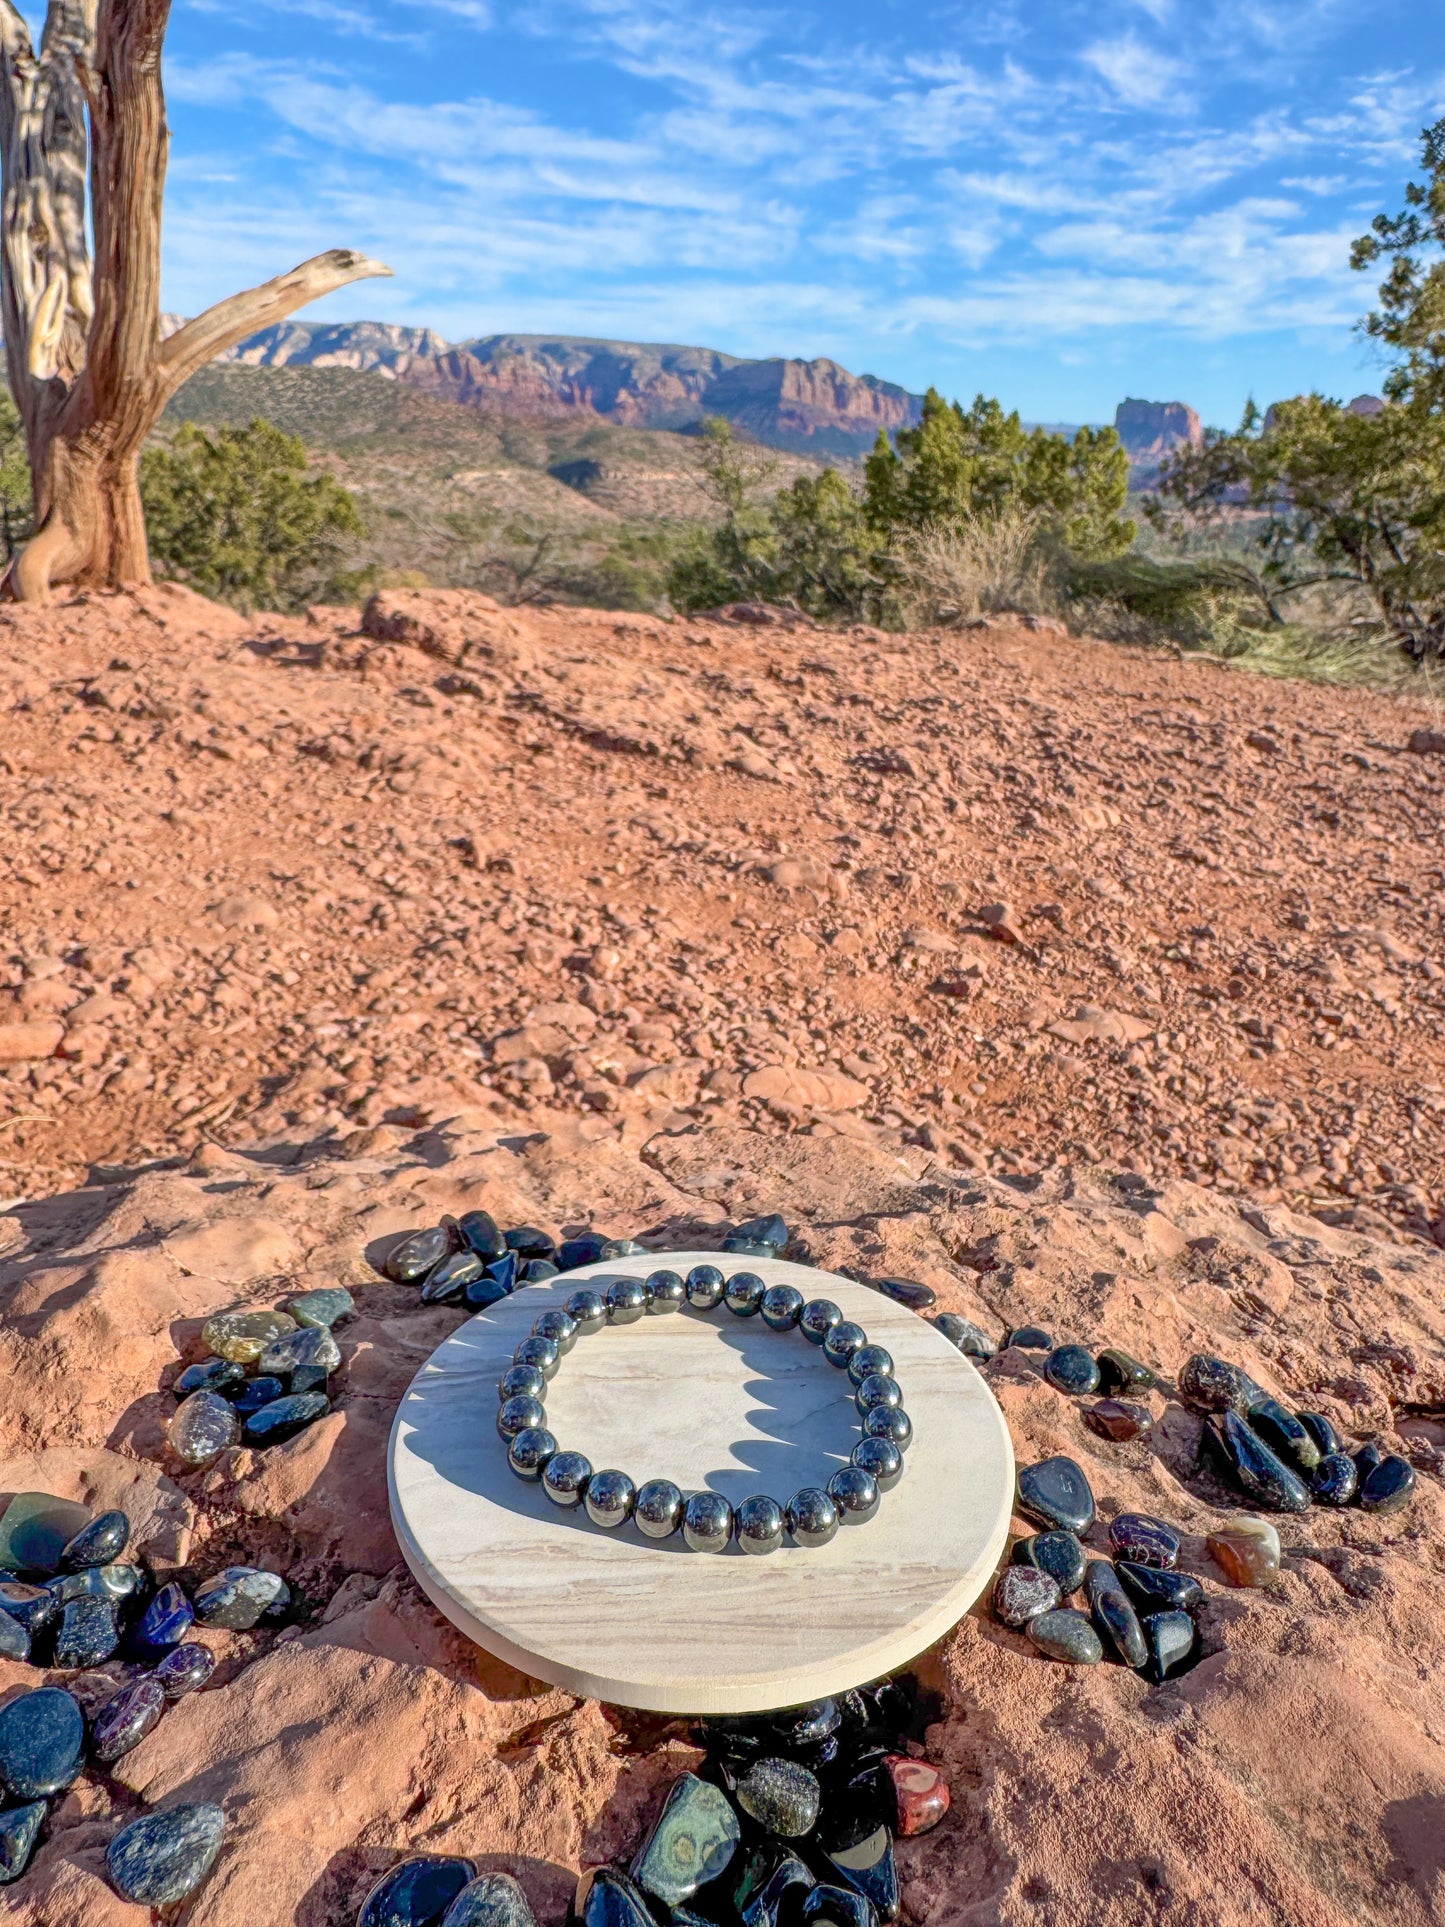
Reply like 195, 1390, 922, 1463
385, 1223, 458, 1282
1246, 1397, 1321, 1475
48, 1562, 143, 1603
1044, 1345, 1100, 1396
442, 1873, 539, 1927
458, 1210, 505, 1258
732, 1213, 790, 1249
360, 1858, 479, 1925
1298, 1412, 1343, 1458
559, 1233, 608, 1271
201, 1308, 297, 1364
1207, 1516, 1280, 1587
173, 1357, 246, 1400
1116, 1562, 1204, 1614
487, 1251, 521, 1296
231, 1375, 285, 1419
1016, 1456, 1095, 1535
243, 1391, 329, 1444
0, 1492, 91, 1575
1354, 1442, 1384, 1479
1026, 1608, 1103, 1665
993, 1564, 1060, 1627
576, 1865, 660, 1927
193, 1566, 289, 1629
168, 1390, 241, 1465
59, 1509, 131, 1572
0, 1687, 85, 1798
54, 1593, 119, 1667
0, 1609, 27, 1662
737, 1757, 821, 1836
259, 1324, 341, 1380
421, 1249, 485, 1304
1006, 1325, 1052, 1350
1217, 1411, 1311, 1512
1359, 1454, 1416, 1514
801, 1886, 873, 1927
932, 1313, 994, 1358
1177, 1353, 1263, 1417
505, 1225, 557, 1261
1085, 1560, 1147, 1670
106, 1802, 227, 1906
154, 1642, 217, 1698
631, 1770, 739, 1905
1141, 1610, 1196, 1682
1311, 1452, 1359, 1506
93, 1675, 168, 1762
735, 1849, 814, 1927
0, 1582, 58, 1635
600, 1238, 649, 1259
819, 1798, 899, 1923
1095, 1348, 1158, 1396
1107, 1513, 1180, 1570
0, 1800, 45, 1884
1085, 1398, 1152, 1443
286, 1285, 355, 1329
135, 1581, 195, 1655
1013, 1530, 1086, 1597
883, 1755, 949, 1837
873, 1277, 936, 1311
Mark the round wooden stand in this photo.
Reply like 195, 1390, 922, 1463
388, 1254, 1013, 1714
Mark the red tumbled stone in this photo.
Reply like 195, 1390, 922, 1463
1084, 1398, 1152, 1442
884, 1754, 950, 1838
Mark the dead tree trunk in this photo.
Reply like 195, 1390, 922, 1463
0, 0, 389, 600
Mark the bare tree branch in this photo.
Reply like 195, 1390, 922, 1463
159, 250, 394, 391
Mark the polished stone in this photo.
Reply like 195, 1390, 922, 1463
724, 1240, 779, 1259
873, 1277, 936, 1312
1141, 1610, 1196, 1682
993, 1564, 1060, 1627
683, 1492, 734, 1553
59, 1509, 130, 1572
562, 1290, 608, 1336
1207, 1516, 1280, 1587
441, 1873, 538, 1927
560, 1235, 609, 1273
1246, 1397, 1321, 1475
0, 1609, 26, 1662
1359, 1454, 1416, 1514
601, 1239, 650, 1260
193, 1566, 290, 1629
286, 1286, 355, 1329
386, 1224, 457, 1282
823, 1321, 868, 1369
630, 1770, 739, 1905
684, 1266, 727, 1309
54, 1593, 119, 1667
0, 1687, 85, 1798
1016, 1457, 1095, 1535
1095, 1348, 1158, 1397
847, 1345, 895, 1387
0, 1582, 57, 1635
1013, 1530, 1087, 1597
154, 1642, 217, 1698
168, 1391, 241, 1466
201, 1308, 297, 1364
634, 1479, 685, 1539
421, 1249, 485, 1304
1044, 1346, 1100, 1396
583, 1470, 636, 1531
1311, 1452, 1359, 1506
883, 1755, 949, 1838
761, 1286, 806, 1332
359, 1854, 479, 1927
1085, 1398, 1152, 1443
134, 1581, 194, 1655
1177, 1353, 1263, 1417
1298, 1412, 1344, 1458
542, 1452, 593, 1508
733, 1214, 790, 1250
243, 1391, 329, 1445
854, 1374, 902, 1417
0, 1492, 92, 1575
173, 1357, 246, 1400
1354, 1442, 1385, 1479
1107, 1513, 1180, 1570
851, 1438, 903, 1493
827, 1467, 880, 1524
1218, 1411, 1311, 1512
738, 1756, 821, 1836
768, 1699, 841, 1750
48, 1562, 143, 1604
799, 1299, 843, 1346
1085, 1560, 1147, 1670
1115, 1562, 1204, 1614
725, 1272, 767, 1317
498, 1395, 547, 1442
464, 1273, 514, 1311
735, 1849, 814, 1927
458, 1210, 505, 1259
1006, 1325, 1052, 1350
507, 1427, 558, 1482
93, 1675, 168, 1762
576, 1865, 659, 1927
0, 1801, 44, 1884
736, 1495, 787, 1555
506, 1225, 558, 1262
485, 1251, 520, 1296
785, 1487, 839, 1548
800, 1886, 873, 1927
932, 1314, 995, 1360
1026, 1608, 1104, 1665
820, 1815, 898, 1922
606, 1279, 649, 1325
105, 1801, 227, 1907
231, 1376, 285, 1419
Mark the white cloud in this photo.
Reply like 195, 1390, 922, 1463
1082, 34, 1189, 108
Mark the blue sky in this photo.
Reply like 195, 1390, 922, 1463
144, 0, 1445, 425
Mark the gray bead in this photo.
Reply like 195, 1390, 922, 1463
799, 1299, 842, 1346
683, 1492, 734, 1552
513, 1336, 560, 1379
532, 1310, 578, 1354
606, 1278, 648, 1324
760, 1286, 804, 1331
499, 1364, 547, 1403
585, 1470, 637, 1530
564, 1289, 608, 1335
847, 1345, 894, 1386
863, 1405, 912, 1451
635, 1479, 685, 1538
508, 1428, 558, 1481
854, 1373, 902, 1415
827, 1466, 880, 1523
786, 1487, 839, 1547
542, 1452, 593, 1507
735, 1495, 785, 1554
685, 1265, 726, 1309
498, 1396, 547, 1441
851, 1437, 903, 1492
645, 1270, 686, 1313
724, 1272, 766, 1317
823, 1321, 867, 1369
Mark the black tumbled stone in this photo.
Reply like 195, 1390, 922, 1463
359, 1854, 479, 1927
1359, 1454, 1416, 1514
193, 1566, 289, 1630
576, 1865, 660, 1927
872, 1277, 935, 1311
154, 1642, 217, 1699
1085, 1560, 1147, 1670
931, 1313, 995, 1359
1044, 1346, 1100, 1396
1141, 1610, 1196, 1682
732, 1213, 790, 1250
92, 1676, 167, 1762
559, 1233, 608, 1271
1006, 1325, 1052, 1350
385, 1224, 456, 1284
421, 1249, 485, 1304
1246, 1397, 1321, 1475
1016, 1457, 1095, 1535
0, 1688, 84, 1799
0, 1582, 57, 1636
1178, 1353, 1264, 1417
1218, 1411, 1311, 1512
1107, 1513, 1180, 1571
59, 1510, 131, 1572
1311, 1452, 1359, 1507
1012, 1530, 1086, 1597
442, 1874, 538, 1927
1095, 1348, 1158, 1396
243, 1391, 329, 1445
735, 1849, 814, 1927
0, 1800, 44, 1884
1298, 1412, 1343, 1458
737, 1757, 820, 1836
801, 1885, 873, 1927
505, 1225, 557, 1262
54, 1594, 119, 1668
459, 1210, 505, 1258
106, 1802, 227, 1906
173, 1357, 246, 1401
1115, 1562, 1204, 1614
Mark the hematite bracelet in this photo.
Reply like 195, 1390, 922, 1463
495, 1266, 911, 1553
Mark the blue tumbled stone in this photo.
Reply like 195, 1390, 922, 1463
243, 1392, 329, 1445
231, 1376, 285, 1418
0, 1800, 45, 1883
134, 1581, 194, 1656
359, 1854, 478, 1927
486, 1250, 519, 1294
558, 1234, 608, 1271
576, 1865, 660, 1927
0, 1688, 85, 1798
105, 1802, 226, 1906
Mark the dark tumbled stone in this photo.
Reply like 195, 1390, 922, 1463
1006, 1325, 1052, 1350
1218, 1411, 1311, 1512
576, 1865, 660, 1927
1085, 1398, 1152, 1442
1116, 1562, 1204, 1614
1178, 1353, 1263, 1417
735, 1849, 814, 1927
134, 1582, 194, 1656
49, 1562, 141, 1604
154, 1642, 217, 1698
1044, 1345, 1100, 1396
441, 1873, 539, 1927
54, 1593, 119, 1668
168, 1390, 240, 1465
1298, 1412, 1343, 1458
421, 1249, 485, 1304
0, 1493, 91, 1574
505, 1225, 557, 1262
1026, 1608, 1103, 1666
1016, 1457, 1095, 1535
1013, 1530, 1087, 1597
106, 1803, 227, 1906
385, 1224, 457, 1283
873, 1276, 935, 1311
1085, 1560, 1147, 1670
737, 1757, 821, 1836
243, 1391, 329, 1445
993, 1564, 1059, 1627
463, 1274, 514, 1310
231, 1376, 285, 1419
732, 1213, 790, 1250
0, 1582, 58, 1635
819, 1813, 898, 1922
1107, 1513, 1180, 1571
1141, 1610, 1196, 1682
286, 1286, 355, 1329
1095, 1348, 1158, 1396
801, 1886, 873, 1927
1246, 1397, 1321, 1475
259, 1325, 341, 1381
559, 1233, 608, 1271
173, 1358, 246, 1401
458, 1210, 505, 1259
1354, 1442, 1385, 1480
0, 1800, 44, 1884
630, 1770, 739, 1905
0, 1688, 85, 1798
932, 1313, 995, 1358
487, 1251, 521, 1295
0, 1608, 27, 1662
599, 1238, 649, 1259
1359, 1454, 1416, 1514
193, 1566, 289, 1630
520, 1259, 559, 1283
1311, 1452, 1359, 1506
92, 1675, 168, 1762
360, 1855, 479, 1927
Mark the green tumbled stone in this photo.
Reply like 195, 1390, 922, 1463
200, 1308, 297, 1364
285, 1286, 355, 1329
0, 1493, 91, 1577
1026, 1608, 1104, 1666
631, 1771, 739, 1906
0, 1801, 44, 1883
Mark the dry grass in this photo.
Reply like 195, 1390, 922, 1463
898, 508, 1053, 624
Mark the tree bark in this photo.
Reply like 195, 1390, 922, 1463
0, 0, 390, 600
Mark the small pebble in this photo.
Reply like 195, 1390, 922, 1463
134, 1582, 194, 1655
0, 1687, 85, 1798
1016, 1456, 1095, 1535
737, 1757, 821, 1836
1085, 1399, 1152, 1443
243, 1391, 329, 1444
1207, 1516, 1280, 1587
1141, 1610, 1196, 1682
993, 1564, 1060, 1627
731, 1213, 790, 1250
558, 1233, 608, 1271
932, 1313, 995, 1359
1026, 1608, 1103, 1665
1217, 1411, 1311, 1513
0, 1583, 57, 1635
1012, 1530, 1086, 1596
1107, 1513, 1180, 1570
92, 1675, 168, 1762
231, 1376, 285, 1419
200, 1308, 297, 1364
505, 1225, 557, 1261
173, 1358, 246, 1400
422, 1250, 484, 1304
1298, 1412, 1343, 1458
872, 1277, 935, 1311
1044, 1345, 1100, 1396
0, 1800, 45, 1884
1177, 1353, 1263, 1417
286, 1286, 355, 1329
59, 1510, 131, 1572
442, 1873, 540, 1927
1246, 1397, 1321, 1475
385, 1224, 457, 1282
1095, 1348, 1158, 1396
1311, 1453, 1359, 1507
168, 1390, 241, 1466
359, 1855, 479, 1927
105, 1802, 227, 1906
1358, 1455, 1416, 1515
458, 1210, 505, 1258
0, 1610, 26, 1662
1006, 1325, 1052, 1350
54, 1594, 119, 1667
629, 1770, 739, 1905
154, 1642, 217, 1698
883, 1754, 950, 1837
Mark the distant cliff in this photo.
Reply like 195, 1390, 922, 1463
1114, 397, 1204, 466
